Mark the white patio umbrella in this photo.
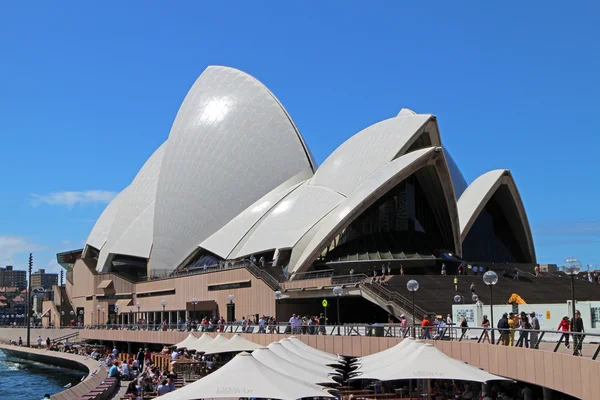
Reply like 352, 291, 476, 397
204, 333, 263, 354
352, 337, 416, 364
353, 338, 422, 373
252, 347, 339, 385
288, 336, 341, 361
350, 344, 509, 382
280, 338, 344, 366
189, 333, 214, 352
174, 333, 199, 349
159, 352, 335, 400
267, 342, 341, 375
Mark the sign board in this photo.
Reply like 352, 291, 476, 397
322, 299, 328, 308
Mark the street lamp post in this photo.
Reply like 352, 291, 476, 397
563, 256, 582, 353
332, 286, 343, 335
96, 305, 101, 325
274, 291, 281, 325
191, 298, 198, 321
130, 306, 135, 326
136, 301, 140, 324
406, 279, 419, 338
483, 270, 498, 344
161, 300, 168, 326
61, 310, 65, 327
79, 309, 84, 326
114, 304, 120, 325
102, 309, 105, 326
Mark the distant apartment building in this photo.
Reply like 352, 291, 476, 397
0, 266, 27, 290
31, 269, 58, 290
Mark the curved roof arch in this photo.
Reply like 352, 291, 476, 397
200, 169, 312, 258
458, 169, 536, 263
96, 143, 166, 272
309, 113, 440, 196
151, 66, 315, 272
291, 147, 461, 275
84, 187, 129, 255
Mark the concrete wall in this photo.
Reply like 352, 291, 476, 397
0, 328, 80, 344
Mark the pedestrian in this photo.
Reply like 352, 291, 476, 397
441, 263, 446, 275
400, 265, 404, 275
460, 316, 468, 338
481, 315, 491, 343
513, 269, 519, 280
529, 312, 540, 348
387, 263, 391, 275
454, 276, 458, 291
571, 310, 584, 356
557, 316, 570, 349
497, 313, 510, 345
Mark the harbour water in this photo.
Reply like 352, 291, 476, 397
0, 351, 83, 400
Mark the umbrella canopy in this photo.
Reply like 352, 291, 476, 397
159, 352, 335, 400
280, 338, 344, 366
189, 333, 214, 352
353, 338, 420, 372
174, 333, 199, 349
267, 342, 341, 375
350, 344, 509, 383
288, 336, 341, 361
252, 348, 339, 385
204, 333, 263, 354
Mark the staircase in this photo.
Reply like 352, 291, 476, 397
245, 263, 280, 291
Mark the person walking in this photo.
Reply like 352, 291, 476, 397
557, 316, 570, 349
571, 310, 584, 356
460, 316, 468, 338
498, 313, 510, 345
508, 313, 517, 346
454, 276, 459, 291
529, 312, 540, 348
481, 315, 491, 343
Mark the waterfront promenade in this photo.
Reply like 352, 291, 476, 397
0, 343, 108, 400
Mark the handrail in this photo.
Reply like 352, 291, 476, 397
283, 269, 335, 282
245, 263, 280, 290
72, 324, 600, 360
361, 281, 429, 317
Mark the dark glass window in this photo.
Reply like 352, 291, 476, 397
462, 190, 527, 263
319, 172, 452, 263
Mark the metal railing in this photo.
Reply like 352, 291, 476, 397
5, 323, 598, 359
361, 280, 429, 318
283, 269, 335, 282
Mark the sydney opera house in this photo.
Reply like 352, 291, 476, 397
49, 66, 536, 326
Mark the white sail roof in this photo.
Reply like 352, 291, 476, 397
350, 344, 508, 382
159, 352, 334, 400
204, 333, 263, 354
252, 348, 338, 385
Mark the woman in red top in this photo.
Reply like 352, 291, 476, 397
557, 316, 570, 348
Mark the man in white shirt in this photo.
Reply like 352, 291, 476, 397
171, 351, 179, 361
37, 336, 43, 347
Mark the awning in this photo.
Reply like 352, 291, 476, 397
97, 280, 113, 290
115, 299, 132, 312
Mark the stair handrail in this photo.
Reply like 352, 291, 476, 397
51, 331, 80, 343
244, 262, 280, 290
361, 281, 429, 317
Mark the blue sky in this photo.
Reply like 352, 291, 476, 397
1, 2, 599, 275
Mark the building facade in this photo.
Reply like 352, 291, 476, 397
31, 269, 58, 290
46, 66, 538, 326
0, 266, 27, 291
